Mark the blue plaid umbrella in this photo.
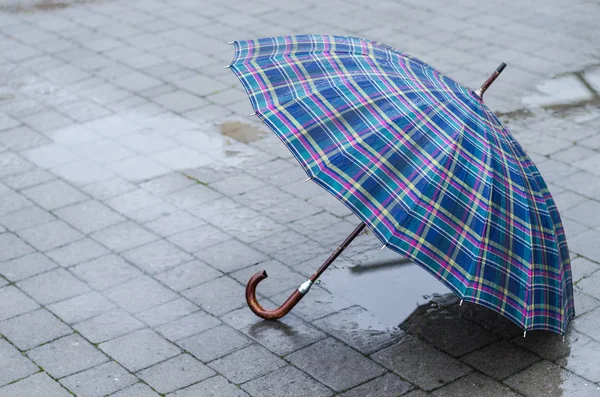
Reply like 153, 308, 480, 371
230, 35, 574, 335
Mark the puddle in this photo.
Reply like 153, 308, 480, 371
321, 250, 451, 327
0, 0, 99, 12
522, 64, 600, 120
219, 121, 267, 143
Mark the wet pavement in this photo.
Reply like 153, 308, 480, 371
1, 0, 600, 396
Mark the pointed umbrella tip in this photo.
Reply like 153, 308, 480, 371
475, 62, 507, 99
228, 41, 235, 45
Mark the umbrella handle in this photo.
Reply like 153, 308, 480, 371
245, 222, 366, 320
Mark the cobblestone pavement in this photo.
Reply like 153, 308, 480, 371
1, 0, 600, 396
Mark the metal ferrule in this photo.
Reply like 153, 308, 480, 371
298, 279, 313, 294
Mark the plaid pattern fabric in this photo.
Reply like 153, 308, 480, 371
229, 35, 574, 335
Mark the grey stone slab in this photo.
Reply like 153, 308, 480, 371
0, 205, 56, 232
152, 147, 215, 171
136, 298, 199, 327
431, 372, 521, 397
0, 153, 35, 179
461, 340, 540, 380
243, 365, 333, 397
400, 308, 498, 357
46, 238, 109, 268
165, 184, 222, 209
99, 329, 180, 372
59, 361, 137, 397
168, 224, 231, 253
0, 233, 34, 262
17, 268, 89, 305
573, 306, 600, 341
54, 200, 125, 234
574, 289, 600, 316
152, 91, 208, 112
371, 335, 472, 391
17, 220, 84, 251
177, 324, 250, 362
82, 177, 136, 200
0, 126, 49, 151
108, 155, 170, 181
105, 275, 178, 313
51, 159, 116, 186
71, 254, 142, 290
209, 344, 286, 384
564, 200, 600, 228
116, 131, 179, 156
571, 257, 600, 283
47, 291, 116, 324
140, 173, 196, 196
577, 270, 600, 300
0, 192, 33, 218
0, 373, 71, 397
21, 144, 80, 169
183, 276, 246, 316
110, 383, 160, 397
339, 373, 412, 397
196, 232, 270, 269
173, 75, 227, 96
250, 229, 307, 255
74, 309, 145, 343
1, 169, 55, 191
231, 259, 305, 298
122, 240, 192, 274
556, 331, 600, 382
137, 354, 215, 394
0, 338, 39, 386
0, 285, 40, 322
313, 306, 404, 355
288, 338, 386, 392
127, 201, 180, 224
144, 210, 205, 237
155, 260, 222, 291
505, 360, 600, 397
91, 221, 159, 252
104, 189, 162, 215
244, 314, 326, 356
219, 215, 287, 244
0, 252, 57, 282
156, 310, 222, 342
27, 334, 107, 379
0, 309, 71, 350
72, 139, 134, 164
168, 375, 249, 397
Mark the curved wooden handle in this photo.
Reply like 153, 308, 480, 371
245, 270, 305, 320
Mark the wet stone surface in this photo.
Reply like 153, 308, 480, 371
1, 0, 600, 396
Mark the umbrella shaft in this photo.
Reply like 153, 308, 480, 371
309, 222, 366, 282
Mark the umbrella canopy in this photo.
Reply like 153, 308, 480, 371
228, 35, 574, 335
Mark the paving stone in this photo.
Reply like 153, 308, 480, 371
0, 286, 40, 322
431, 372, 521, 397
72, 139, 133, 164
577, 270, 600, 300
140, 173, 196, 196
0, 252, 57, 282
0, 233, 34, 262
47, 291, 116, 324
0, 309, 71, 350
339, 373, 412, 397
250, 229, 307, 254
0, 373, 71, 397
177, 323, 250, 362
168, 224, 231, 253
402, 391, 427, 397
155, 260, 222, 291
271, 285, 354, 322
144, 210, 205, 237
0, 338, 39, 387
208, 344, 286, 384
27, 334, 107, 379
450, 300, 525, 339
136, 298, 199, 327
288, 337, 386, 392
91, 221, 159, 252
400, 308, 498, 357
313, 306, 404, 355
17, 220, 84, 251
194, 239, 269, 273
46, 238, 109, 268
371, 335, 472, 391
82, 177, 136, 200
71, 254, 142, 290
573, 306, 600, 341
168, 375, 249, 397
99, 329, 180, 372
110, 383, 160, 397
156, 310, 222, 342
21, 144, 80, 169
17, 268, 89, 305
0, 192, 32, 218
242, 365, 333, 397
59, 361, 137, 397
122, 239, 192, 274
54, 200, 125, 234
138, 354, 215, 394
108, 155, 170, 181
0, 206, 56, 232
127, 201, 180, 224
183, 276, 246, 316
571, 257, 600, 283
74, 309, 145, 343
461, 340, 540, 380
1, 169, 54, 191
504, 360, 600, 397
564, 200, 600, 228
0, 153, 35, 179
166, 184, 222, 209
574, 289, 600, 316
153, 146, 214, 170
556, 331, 600, 382
104, 189, 163, 215
105, 275, 179, 313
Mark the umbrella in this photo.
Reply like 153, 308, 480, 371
227, 35, 574, 335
